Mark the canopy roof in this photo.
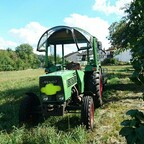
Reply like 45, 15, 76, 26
37, 26, 94, 52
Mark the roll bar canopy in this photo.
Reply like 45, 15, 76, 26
37, 26, 94, 52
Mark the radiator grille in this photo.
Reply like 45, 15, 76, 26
67, 73, 77, 87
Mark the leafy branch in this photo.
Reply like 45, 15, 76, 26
120, 109, 144, 144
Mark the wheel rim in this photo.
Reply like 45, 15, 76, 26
90, 102, 94, 128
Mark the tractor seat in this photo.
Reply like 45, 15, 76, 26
66, 62, 81, 70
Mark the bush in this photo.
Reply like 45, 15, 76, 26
120, 109, 144, 144
102, 58, 119, 65
102, 58, 130, 66
0, 45, 41, 71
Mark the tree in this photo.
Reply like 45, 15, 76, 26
0, 44, 41, 71
37, 55, 45, 67
0, 50, 15, 71
15, 44, 41, 69
108, 20, 129, 50
16, 44, 33, 60
108, 0, 144, 85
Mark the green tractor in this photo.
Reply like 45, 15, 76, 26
19, 26, 106, 130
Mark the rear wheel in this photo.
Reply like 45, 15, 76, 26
19, 93, 42, 126
95, 71, 103, 107
84, 71, 103, 108
81, 96, 94, 130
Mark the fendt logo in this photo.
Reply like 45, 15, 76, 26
43, 80, 58, 85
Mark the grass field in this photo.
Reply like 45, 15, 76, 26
0, 66, 143, 144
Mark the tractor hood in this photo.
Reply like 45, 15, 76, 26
39, 70, 77, 89
39, 70, 77, 101
37, 26, 94, 52
40, 70, 76, 79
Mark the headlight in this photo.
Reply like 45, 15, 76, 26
42, 94, 49, 101
56, 94, 64, 101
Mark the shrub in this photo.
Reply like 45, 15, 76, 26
102, 58, 118, 65
119, 109, 144, 144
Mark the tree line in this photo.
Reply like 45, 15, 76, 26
0, 44, 45, 71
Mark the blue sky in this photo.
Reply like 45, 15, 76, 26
0, 0, 132, 52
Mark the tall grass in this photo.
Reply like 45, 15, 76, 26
0, 125, 87, 144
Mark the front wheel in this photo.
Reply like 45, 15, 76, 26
19, 93, 42, 126
81, 96, 94, 130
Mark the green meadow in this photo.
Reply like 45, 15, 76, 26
0, 66, 143, 144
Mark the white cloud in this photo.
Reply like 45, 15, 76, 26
0, 22, 47, 52
10, 22, 47, 49
64, 13, 110, 50
92, 0, 132, 16
0, 37, 17, 50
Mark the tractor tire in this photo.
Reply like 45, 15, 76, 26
81, 96, 94, 130
95, 71, 103, 107
19, 93, 42, 126
84, 71, 103, 108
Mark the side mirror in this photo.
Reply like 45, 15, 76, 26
98, 41, 102, 50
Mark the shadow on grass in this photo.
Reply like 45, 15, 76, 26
0, 85, 39, 132
103, 82, 144, 104
0, 85, 82, 133
45, 114, 81, 132
106, 83, 144, 93
107, 72, 132, 79
103, 94, 141, 104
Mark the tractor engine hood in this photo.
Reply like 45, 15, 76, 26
39, 70, 77, 102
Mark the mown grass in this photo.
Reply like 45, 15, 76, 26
0, 66, 143, 144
